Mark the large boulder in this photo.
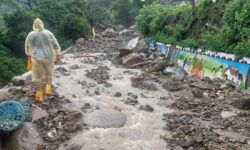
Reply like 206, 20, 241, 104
132, 39, 150, 53
0, 90, 11, 102
11, 76, 25, 86
102, 28, 118, 38
85, 110, 127, 128
230, 97, 250, 110
5, 122, 43, 150
115, 25, 124, 31
121, 53, 143, 66
118, 46, 132, 57
75, 38, 86, 45
163, 67, 187, 77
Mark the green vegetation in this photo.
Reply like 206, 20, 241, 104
136, 0, 250, 58
0, 0, 150, 86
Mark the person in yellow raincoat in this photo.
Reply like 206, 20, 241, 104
25, 18, 61, 102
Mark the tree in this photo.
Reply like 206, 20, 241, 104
110, 0, 131, 26
56, 14, 91, 41
3, 9, 36, 57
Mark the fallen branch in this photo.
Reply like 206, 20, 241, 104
128, 61, 152, 68
64, 55, 98, 59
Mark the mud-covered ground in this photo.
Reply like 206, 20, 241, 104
1, 25, 250, 150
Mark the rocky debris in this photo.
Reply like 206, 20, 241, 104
125, 98, 139, 105
0, 90, 11, 101
230, 97, 250, 110
118, 46, 132, 57
56, 67, 70, 76
85, 110, 127, 128
162, 73, 250, 149
163, 67, 187, 77
191, 88, 204, 98
140, 105, 154, 112
5, 122, 43, 150
69, 64, 80, 70
11, 76, 25, 86
132, 39, 150, 53
32, 108, 49, 122
128, 92, 138, 99
114, 92, 122, 97
131, 74, 158, 91
162, 80, 185, 92
121, 53, 143, 66
102, 28, 119, 38
115, 25, 124, 31
75, 38, 85, 45
64, 143, 83, 150
220, 111, 238, 119
86, 66, 110, 84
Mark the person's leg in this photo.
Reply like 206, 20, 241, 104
32, 59, 45, 102
43, 59, 55, 96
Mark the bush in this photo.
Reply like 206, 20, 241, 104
3, 9, 36, 57
0, 44, 25, 86
57, 14, 91, 41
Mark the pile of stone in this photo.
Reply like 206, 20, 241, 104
159, 74, 250, 150
111, 38, 169, 75
72, 25, 137, 54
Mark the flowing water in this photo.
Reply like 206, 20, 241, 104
54, 53, 173, 150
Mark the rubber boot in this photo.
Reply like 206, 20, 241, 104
45, 84, 52, 96
36, 91, 44, 102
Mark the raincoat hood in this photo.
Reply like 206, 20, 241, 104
33, 18, 44, 31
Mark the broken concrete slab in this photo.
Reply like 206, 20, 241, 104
86, 110, 127, 128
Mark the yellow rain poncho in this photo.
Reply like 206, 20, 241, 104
25, 18, 60, 92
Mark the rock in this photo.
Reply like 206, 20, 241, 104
111, 56, 122, 65
0, 90, 11, 101
5, 122, 43, 150
67, 111, 83, 120
85, 110, 127, 128
163, 67, 187, 77
132, 39, 149, 53
69, 64, 80, 70
114, 92, 122, 97
190, 82, 213, 90
129, 25, 136, 31
220, 111, 238, 119
128, 93, 138, 99
162, 81, 185, 91
102, 28, 118, 38
191, 88, 204, 98
104, 82, 112, 88
230, 98, 250, 110
118, 46, 132, 57
173, 146, 184, 150
125, 98, 138, 105
203, 77, 212, 84
115, 25, 124, 31
75, 38, 85, 45
121, 53, 143, 66
32, 108, 49, 122
140, 105, 154, 112
183, 138, 195, 148
179, 116, 188, 125
185, 75, 201, 83
65, 143, 82, 150
11, 76, 25, 86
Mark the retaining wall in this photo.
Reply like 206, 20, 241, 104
147, 40, 250, 89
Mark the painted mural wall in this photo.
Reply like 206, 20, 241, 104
147, 39, 250, 89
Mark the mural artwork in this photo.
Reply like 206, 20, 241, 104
146, 39, 250, 89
